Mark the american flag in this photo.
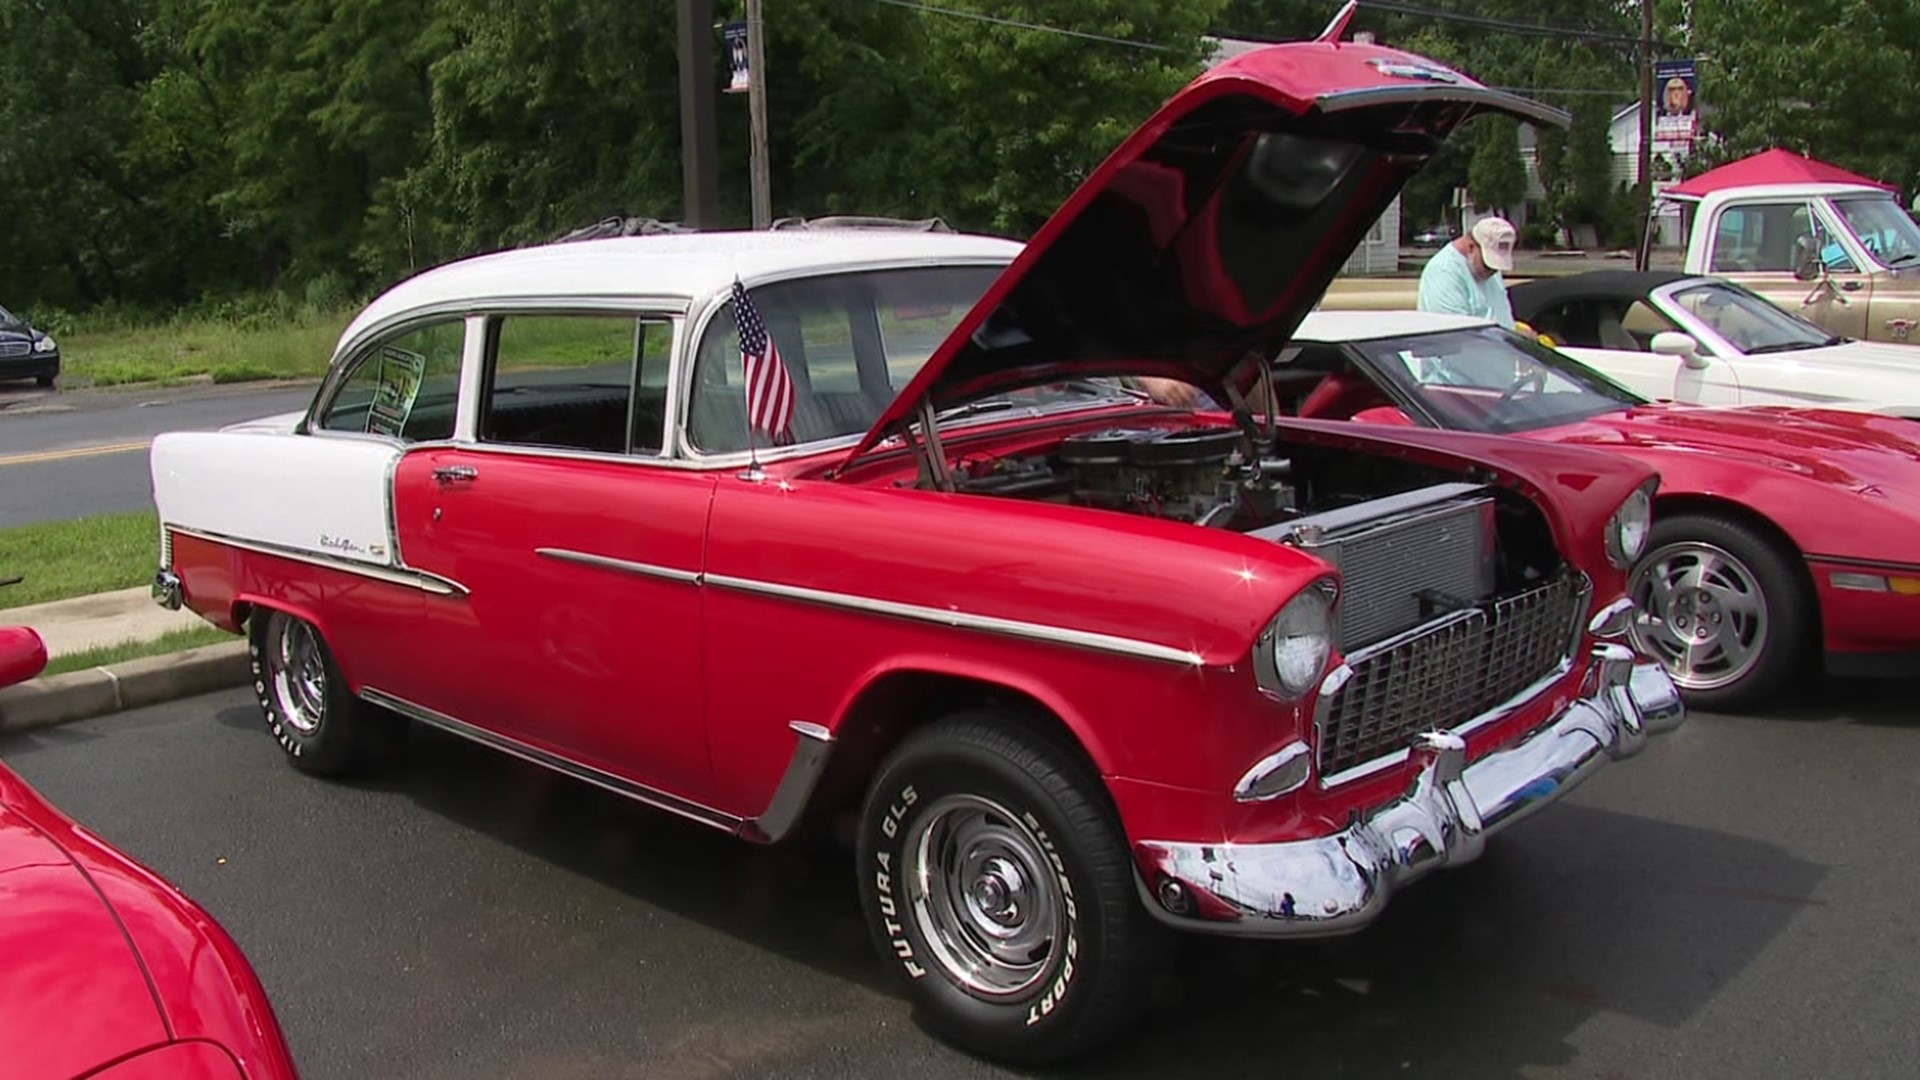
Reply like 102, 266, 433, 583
733, 278, 794, 441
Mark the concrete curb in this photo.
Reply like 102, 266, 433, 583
0, 641, 252, 735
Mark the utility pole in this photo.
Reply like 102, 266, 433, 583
677, 0, 721, 229
747, 0, 772, 228
1636, 0, 1654, 270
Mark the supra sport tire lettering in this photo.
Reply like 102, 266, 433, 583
855, 712, 1162, 1065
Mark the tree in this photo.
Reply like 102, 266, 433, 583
1467, 118, 1526, 215
1691, 0, 1920, 191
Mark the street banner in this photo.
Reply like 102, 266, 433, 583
1654, 58, 1698, 146
724, 21, 750, 94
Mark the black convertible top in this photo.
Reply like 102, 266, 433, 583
1507, 270, 1695, 318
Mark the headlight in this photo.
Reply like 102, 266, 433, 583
1255, 580, 1335, 699
1606, 486, 1653, 568
32, 334, 55, 353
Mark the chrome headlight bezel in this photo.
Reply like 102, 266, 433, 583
1254, 578, 1337, 700
1605, 485, 1654, 569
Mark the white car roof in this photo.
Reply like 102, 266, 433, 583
1296, 309, 1491, 342
1677, 182, 1894, 206
337, 229, 1024, 356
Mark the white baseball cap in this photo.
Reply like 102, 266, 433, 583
1471, 216, 1516, 271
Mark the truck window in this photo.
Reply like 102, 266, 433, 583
1710, 204, 1842, 273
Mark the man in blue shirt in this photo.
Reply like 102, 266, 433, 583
1417, 216, 1535, 338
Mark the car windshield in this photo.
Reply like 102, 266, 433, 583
1832, 197, 1920, 267
1355, 325, 1642, 434
0, 304, 20, 329
687, 265, 1131, 453
1666, 281, 1833, 353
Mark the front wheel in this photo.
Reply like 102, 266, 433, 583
857, 713, 1162, 1065
1628, 512, 1809, 711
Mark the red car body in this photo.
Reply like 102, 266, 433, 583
0, 626, 299, 1080
146, 32, 1683, 1061
1290, 310, 1920, 692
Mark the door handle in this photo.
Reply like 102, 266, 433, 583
1840, 280, 1864, 292
432, 465, 478, 484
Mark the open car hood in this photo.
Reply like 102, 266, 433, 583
846, 35, 1566, 464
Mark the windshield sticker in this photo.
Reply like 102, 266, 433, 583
367, 345, 427, 437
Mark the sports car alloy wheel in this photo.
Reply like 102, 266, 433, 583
1629, 540, 1769, 692
906, 793, 1064, 998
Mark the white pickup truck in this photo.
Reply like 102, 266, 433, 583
1673, 180, 1920, 344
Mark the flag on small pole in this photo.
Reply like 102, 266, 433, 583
733, 278, 794, 443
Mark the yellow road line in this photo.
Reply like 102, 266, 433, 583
0, 440, 152, 468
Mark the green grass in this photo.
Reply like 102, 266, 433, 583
0, 511, 161, 610
40, 624, 236, 678
62, 308, 354, 388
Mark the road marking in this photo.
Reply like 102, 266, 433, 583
0, 440, 152, 468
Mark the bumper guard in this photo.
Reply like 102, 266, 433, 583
1137, 644, 1683, 937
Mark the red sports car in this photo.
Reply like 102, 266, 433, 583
1, 606, 300, 1080
1284, 309, 1920, 708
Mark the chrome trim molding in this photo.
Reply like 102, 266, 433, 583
1233, 741, 1313, 802
361, 688, 742, 834
169, 525, 468, 597
1136, 646, 1684, 939
361, 688, 840, 846
739, 720, 838, 844
702, 572, 1206, 666
1587, 596, 1635, 637
535, 547, 702, 585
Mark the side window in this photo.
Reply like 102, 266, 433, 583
318, 320, 464, 441
482, 314, 671, 455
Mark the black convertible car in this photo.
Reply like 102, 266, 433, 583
0, 303, 59, 387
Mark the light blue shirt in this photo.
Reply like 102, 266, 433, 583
1416, 242, 1515, 329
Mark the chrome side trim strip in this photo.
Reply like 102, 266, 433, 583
535, 547, 702, 585
360, 688, 743, 835
168, 524, 468, 597
739, 721, 838, 844
703, 572, 1207, 666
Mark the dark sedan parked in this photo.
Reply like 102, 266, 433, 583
0, 303, 59, 387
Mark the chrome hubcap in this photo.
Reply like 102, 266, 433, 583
271, 618, 328, 735
906, 794, 1063, 999
1629, 541, 1769, 691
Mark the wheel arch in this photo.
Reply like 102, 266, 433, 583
804, 666, 1113, 829
229, 594, 366, 691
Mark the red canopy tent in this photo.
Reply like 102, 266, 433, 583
1664, 148, 1899, 200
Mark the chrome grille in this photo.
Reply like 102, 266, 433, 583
0, 341, 29, 359
1317, 576, 1587, 780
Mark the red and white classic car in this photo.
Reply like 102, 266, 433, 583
1, 592, 299, 1080
148, 35, 1683, 1062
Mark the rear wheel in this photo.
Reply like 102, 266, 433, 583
1628, 512, 1809, 711
856, 712, 1161, 1064
250, 610, 397, 775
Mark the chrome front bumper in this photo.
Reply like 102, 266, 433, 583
1136, 644, 1683, 937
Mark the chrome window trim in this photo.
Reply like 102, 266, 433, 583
672, 259, 1015, 464
703, 572, 1206, 666
307, 312, 473, 437
535, 547, 701, 585
455, 314, 489, 443
167, 524, 467, 597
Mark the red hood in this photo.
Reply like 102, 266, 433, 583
1538, 404, 1920, 492
847, 36, 1565, 463
0, 768, 173, 1080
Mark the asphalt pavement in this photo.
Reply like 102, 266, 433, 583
0, 381, 315, 527
3, 682, 1917, 1079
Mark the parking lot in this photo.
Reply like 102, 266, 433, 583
4, 681, 1916, 1079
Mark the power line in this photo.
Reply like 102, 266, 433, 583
868, 0, 1183, 53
